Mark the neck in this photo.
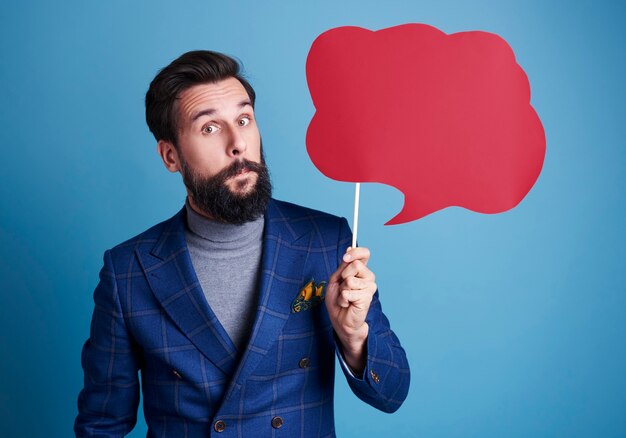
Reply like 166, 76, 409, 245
184, 198, 264, 244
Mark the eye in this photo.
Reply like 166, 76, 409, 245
238, 116, 251, 127
202, 124, 218, 134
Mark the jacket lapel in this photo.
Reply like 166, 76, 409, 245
136, 207, 238, 377
223, 199, 312, 398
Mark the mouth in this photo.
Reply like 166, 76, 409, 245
231, 168, 251, 179
224, 159, 261, 182
232, 165, 258, 177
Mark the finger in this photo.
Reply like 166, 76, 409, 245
342, 246, 371, 265
337, 289, 364, 308
342, 275, 372, 291
340, 279, 378, 300
329, 259, 350, 284
340, 260, 375, 281
337, 288, 374, 310
332, 247, 373, 283
337, 289, 351, 308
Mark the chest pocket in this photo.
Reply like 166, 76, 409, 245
282, 300, 332, 335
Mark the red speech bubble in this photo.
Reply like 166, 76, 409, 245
306, 24, 546, 225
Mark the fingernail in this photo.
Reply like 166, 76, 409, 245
343, 253, 352, 262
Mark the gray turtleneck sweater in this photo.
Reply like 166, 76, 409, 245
184, 201, 265, 352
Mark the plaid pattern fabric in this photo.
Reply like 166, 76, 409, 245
75, 199, 410, 437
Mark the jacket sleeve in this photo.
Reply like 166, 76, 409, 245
75, 250, 141, 437
333, 217, 411, 413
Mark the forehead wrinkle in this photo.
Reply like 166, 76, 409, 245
177, 79, 250, 128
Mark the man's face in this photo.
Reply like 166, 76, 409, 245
176, 77, 262, 193
158, 77, 271, 223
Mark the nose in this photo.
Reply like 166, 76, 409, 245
227, 125, 247, 157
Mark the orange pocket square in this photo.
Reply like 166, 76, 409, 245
291, 279, 326, 313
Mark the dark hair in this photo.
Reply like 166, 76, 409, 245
145, 50, 256, 146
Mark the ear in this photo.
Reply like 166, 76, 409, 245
157, 140, 181, 173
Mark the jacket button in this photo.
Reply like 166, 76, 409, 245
370, 370, 380, 384
299, 357, 310, 368
171, 369, 183, 380
214, 420, 226, 432
271, 416, 284, 429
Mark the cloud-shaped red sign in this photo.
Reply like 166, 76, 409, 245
306, 24, 546, 225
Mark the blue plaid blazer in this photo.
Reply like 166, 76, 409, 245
75, 199, 410, 437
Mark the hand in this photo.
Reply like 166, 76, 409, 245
325, 246, 377, 374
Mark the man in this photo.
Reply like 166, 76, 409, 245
75, 50, 410, 437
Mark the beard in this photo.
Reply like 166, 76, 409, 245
179, 151, 272, 225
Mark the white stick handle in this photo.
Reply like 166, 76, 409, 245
352, 183, 360, 248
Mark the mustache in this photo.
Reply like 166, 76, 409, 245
221, 159, 265, 179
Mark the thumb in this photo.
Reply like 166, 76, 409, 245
330, 247, 353, 283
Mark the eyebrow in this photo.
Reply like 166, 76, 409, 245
190, 100, 253, 123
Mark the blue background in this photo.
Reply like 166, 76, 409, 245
1, 1, 624, 436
